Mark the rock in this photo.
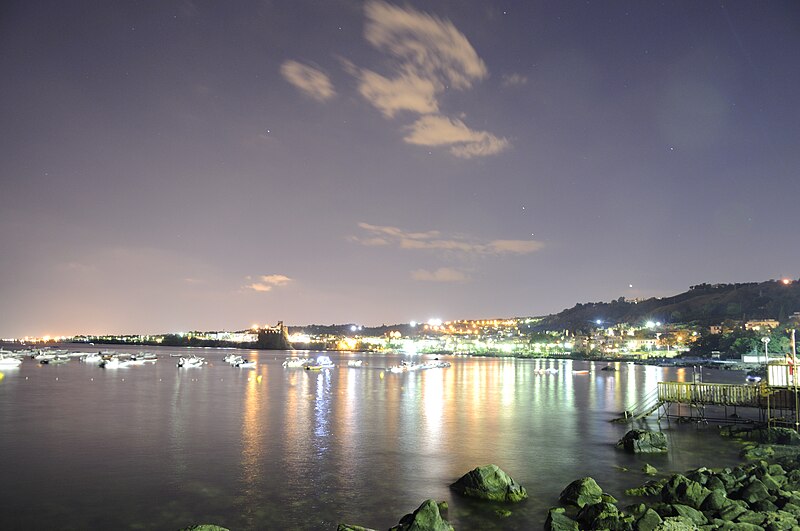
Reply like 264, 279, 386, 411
559, 477, 603, 508
652, 515, 698, 530
670, 504, 707, 525
337, 525, 377, 531
618, 429, 669, 454
390, 499, 453, 531
179, 526, 229, 531
635, 508, 663, 531
734, 511, 767, 526
576, 501, 627, 530
494, 508, 512, 518
544, 507, 579, 531
732, 478, 770, 504
717, 500, 749, 522
661, 475, 711, 509
627, 479, 668, 498
643, 464, 659, 476
699, 489, 729, 512
450, 464, 527, 503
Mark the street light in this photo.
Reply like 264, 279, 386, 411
761, 337, 771, 365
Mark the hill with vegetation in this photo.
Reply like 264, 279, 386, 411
534, 280, 800, 332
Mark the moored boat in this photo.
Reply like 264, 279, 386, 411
283, 357, 312, 368
0, 355, 22, 367
177, 355, 205, 368
305, 355, 335, 370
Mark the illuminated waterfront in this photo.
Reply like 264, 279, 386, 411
0, 347, 746, 530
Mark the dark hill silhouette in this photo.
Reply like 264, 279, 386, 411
533, 279, 800, 332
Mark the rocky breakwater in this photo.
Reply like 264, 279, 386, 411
545, 427, 800, 530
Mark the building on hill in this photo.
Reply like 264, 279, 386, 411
745, 319, 780, 331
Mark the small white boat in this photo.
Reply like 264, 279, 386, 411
746, 374, 762, 383
177, 356, 205, 368
100, 357, 128, 369
347, 360, 364, 368
223, 353, 242, 365
235, 360, 256, 369
82, 353, 103, 363
0, 355, 22, 367
283, 357, 312, 368
305, 355, 335, 370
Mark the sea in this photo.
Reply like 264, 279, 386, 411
0, 346, 750, 530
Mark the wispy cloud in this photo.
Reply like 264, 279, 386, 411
281, 2, 508, 158
404, 115, 510, 158
411, 267, 469, 283
354, 222, 542, 256
245, 274, 292, 293
501, 73, 528, 87
280, 60, 335, 102
363, 0, 487, 90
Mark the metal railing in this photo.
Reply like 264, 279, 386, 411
657, 381, 763, 407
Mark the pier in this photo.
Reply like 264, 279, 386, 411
622, 364, 800, 430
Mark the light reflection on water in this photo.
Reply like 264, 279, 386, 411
0, 348, 750, 530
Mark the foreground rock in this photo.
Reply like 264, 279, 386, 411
389, 499, 453, 531
339, 500, 450, 531
178, 526, 229, 531
450, 464, 528, 503
616, 429, 669, 453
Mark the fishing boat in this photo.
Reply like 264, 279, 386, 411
81, 352, 103, 363
283, 357, 312, 368
0, 355, 22, 367
305, 355, 335, 370
177, 356, 205, 368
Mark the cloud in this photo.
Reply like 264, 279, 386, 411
355, 222, 542, 256
280, 60, 335, 102
411, 267, 469, 283
245, 274, 292, 293
355, 68, 439, 117
501, 73, 528, 87
364, 0, 487, 90
403, 115, 509, 158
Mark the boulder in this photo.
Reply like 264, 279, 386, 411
618, 430, 669, 454
652, 515, 697, 530
643, 464, 659, 476
661, 474, 711, 509
450, 464, 527, 503
576, 501, 629, 530
390, 499, 453, 531
179, 526, 229, 531
670, 504, 707, 525
635, 508, 663, 531
544, 507, 579, 531
559, 477, 604, 508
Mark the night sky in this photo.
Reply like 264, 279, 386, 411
2, 1, 799, 337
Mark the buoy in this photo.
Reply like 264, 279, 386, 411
380, 371, 384, 379
256, 375, 263, 383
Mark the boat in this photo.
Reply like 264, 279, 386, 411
177, 356, 205, 368
0, 355, 22, 367
223, 353, 243, 365
347, 360, 364, 368
283, 357, 312, 368
40, 355, 70, 365
572, 370, 590, 375
305, 356, 335, 370
81, 352, 103, 363
235, 360, 256, 369
746, 374, 762, 383
601, 365, 617, 372
100, 356, 133, 368
534, 367, 558, 375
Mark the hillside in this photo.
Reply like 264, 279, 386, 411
534, 280, 800, 332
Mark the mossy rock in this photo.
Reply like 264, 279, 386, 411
450, 464, 527, 503
544, 507, 579, 531
179, 525, 229, 531
559, 477, 603, 508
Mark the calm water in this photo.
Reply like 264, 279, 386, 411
0, 347, 748, 530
